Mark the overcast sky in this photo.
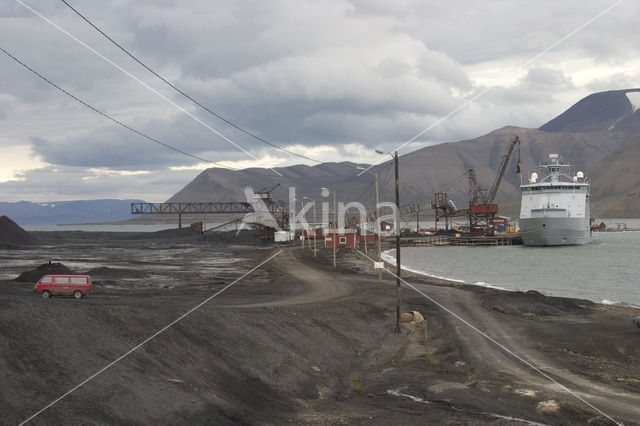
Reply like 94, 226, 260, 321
1, 0, 638, 202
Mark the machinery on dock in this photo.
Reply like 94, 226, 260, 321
431, 135, 521, 236
467, 135, 520, 235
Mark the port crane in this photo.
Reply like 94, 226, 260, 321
468, 135, 521, 234
254, 183, 281, 200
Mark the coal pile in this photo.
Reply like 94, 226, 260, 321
0, 216, 36, 245
87, 266, 147, 278
15, 263, 75, 283
145, 227, 201, 239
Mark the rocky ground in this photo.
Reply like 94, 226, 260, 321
1, 230, 639, 425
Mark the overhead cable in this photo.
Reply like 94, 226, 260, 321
0, 46, 235, 170
59, 0, 324, 165
15, 0, 282, 177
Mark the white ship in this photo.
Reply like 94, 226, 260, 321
519, 154, 591, 246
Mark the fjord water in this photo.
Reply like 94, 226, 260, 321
388, 230, 640, 306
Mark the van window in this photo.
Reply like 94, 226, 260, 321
40, 276, 52, 283
54, 277, 69, 284
70, 277, 88, 284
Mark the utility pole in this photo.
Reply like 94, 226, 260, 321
333, 190, 337, 268
357, 166, 382, 284
394, 151, 401, 334
363, 218, 368, 255
313, 200, 317, 256
375, 172, 381, 284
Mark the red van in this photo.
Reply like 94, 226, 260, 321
34, 275, 92, 299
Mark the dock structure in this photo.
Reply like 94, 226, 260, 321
448, 235, 520, 246
399, 236, 451, 246
399, 234, 521, 247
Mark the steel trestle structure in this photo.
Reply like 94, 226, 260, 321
130, 202, 286, 229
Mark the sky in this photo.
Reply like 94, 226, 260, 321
1, 0, 639, 202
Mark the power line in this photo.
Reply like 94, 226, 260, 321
16, 0, 283, 177
353, 177, 376, 204
3, 42, 387, 197
0, 46, 236, 171
0, 46, 378, 188
439, 170, 470, 192
354, 161, 393, 205
16, 0, 392, 191
3, 43, 392, 196
378, 160, 394, 192
58, 0, 325, 165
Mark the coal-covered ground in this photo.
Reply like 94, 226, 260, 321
1, 229, 639, 425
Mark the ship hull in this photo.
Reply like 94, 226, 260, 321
519, 217, 591, 246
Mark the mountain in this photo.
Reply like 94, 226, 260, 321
589, 133, 640, 217
166, 89, 640, 219
13, 89, 631, 225
540, 88, 640, 134
167, 126, 631, 217
167, 162, 368, 204
0, 199, 144, 225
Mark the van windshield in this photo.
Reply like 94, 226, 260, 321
40, 276, 52, 283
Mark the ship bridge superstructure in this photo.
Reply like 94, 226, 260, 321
519, 154, 591, 245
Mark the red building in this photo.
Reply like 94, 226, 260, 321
301, 228, 376, 249
323, 229, 359, 248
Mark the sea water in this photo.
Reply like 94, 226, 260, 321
385, 230, 640, 306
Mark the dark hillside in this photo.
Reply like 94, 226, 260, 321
540, 88, 640, 134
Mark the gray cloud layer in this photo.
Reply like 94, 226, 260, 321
1, 0, 639, 201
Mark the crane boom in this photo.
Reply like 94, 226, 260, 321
487, 135, 520, 204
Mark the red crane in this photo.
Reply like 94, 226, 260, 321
468, 136, 521, 234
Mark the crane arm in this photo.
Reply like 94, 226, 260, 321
256, 183, 280, 194
487, 135, 520, 204
468, 169, 482, 205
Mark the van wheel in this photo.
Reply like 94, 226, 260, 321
42, 290, 51, 299
73, 291, 83, 299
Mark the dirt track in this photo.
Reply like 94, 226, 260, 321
1, 230, 639, 425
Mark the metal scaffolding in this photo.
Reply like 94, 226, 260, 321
130, 201, 287, 230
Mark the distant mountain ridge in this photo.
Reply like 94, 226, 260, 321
5, 89, 640, 224
0, 199, 143, 225
167, 89, 640, 218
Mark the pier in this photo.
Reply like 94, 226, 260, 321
399, 234, 522, 247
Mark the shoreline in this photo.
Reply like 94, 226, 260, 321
380, 246, 640, 309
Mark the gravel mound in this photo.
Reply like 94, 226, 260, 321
86, 266, 147, 278
14, 263, 75, 282
0, 216, 36, 245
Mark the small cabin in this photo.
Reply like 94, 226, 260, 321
324, 229, 359, 248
